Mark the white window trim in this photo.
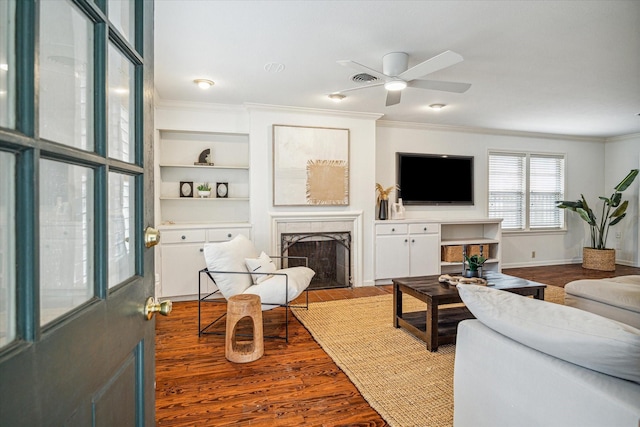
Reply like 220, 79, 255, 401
488, 150, 567, 233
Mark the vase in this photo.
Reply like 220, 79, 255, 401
198, 190, 211, 198
463, 269, 480, 278
378, 199, 389, 220
582, 247, 615, 271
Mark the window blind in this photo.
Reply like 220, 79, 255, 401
529, 154, 565, 229
488, 153, 526, 230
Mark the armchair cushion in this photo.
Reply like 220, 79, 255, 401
245, 251, 277, 284
457, 284, 640, 384
243, 266, 315, 310
203, 234, 258, 299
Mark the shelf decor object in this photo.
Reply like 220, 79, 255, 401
179, 181, 193, 198
272, 124, 349, 206
216, 182, 228, 198
194, 148, 214, 166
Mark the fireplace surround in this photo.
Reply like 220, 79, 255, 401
270, 212, 363, 287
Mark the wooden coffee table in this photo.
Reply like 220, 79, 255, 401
392, 271, 546, 352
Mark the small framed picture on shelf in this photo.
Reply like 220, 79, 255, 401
216, 182, 228, 198
179, 181, 193, 198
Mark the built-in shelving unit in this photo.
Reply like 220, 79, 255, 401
374, 218, 502, 284
158, 129, 250, 224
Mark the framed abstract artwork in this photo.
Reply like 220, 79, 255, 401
272, 125, 350, 206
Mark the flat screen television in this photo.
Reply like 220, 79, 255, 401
396, 152, 474, 205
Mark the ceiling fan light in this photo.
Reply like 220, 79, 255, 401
194, 79, 215, 89
328, 93, 346, 102
384, 80, 407, 91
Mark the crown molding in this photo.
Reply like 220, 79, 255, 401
377, 120, 607, 143
244, 103, 383, 121
606, 132, 640, 143
155, 98, 247, 113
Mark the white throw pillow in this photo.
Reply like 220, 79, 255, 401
245, 251, 276, 284
202, 234, 259, 299
457, 284, 640, 384
243, 266, 315, 310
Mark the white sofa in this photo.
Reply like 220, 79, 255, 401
453, 285, 640, 427
565, 275, 640, 329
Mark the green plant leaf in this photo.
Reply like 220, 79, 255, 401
609, 213, 627, 227
610, 200, 628, 218
609, 192, 622, 207
576, 207, 595, 225
614, 169, 639, 192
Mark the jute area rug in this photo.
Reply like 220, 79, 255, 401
292, 285, 565, 427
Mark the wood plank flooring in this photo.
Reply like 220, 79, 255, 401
155, 264, 640, 426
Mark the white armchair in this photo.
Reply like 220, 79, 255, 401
198, 234, 314, 341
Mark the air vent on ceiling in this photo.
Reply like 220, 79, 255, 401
351, 73, 379, 83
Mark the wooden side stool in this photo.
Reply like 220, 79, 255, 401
225, 294, 264, 363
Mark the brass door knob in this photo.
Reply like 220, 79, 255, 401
144, 226, 161, 248
144, 297, 172, 320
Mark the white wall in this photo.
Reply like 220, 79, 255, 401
376, 122, 607, 268
604, 133, 640, 266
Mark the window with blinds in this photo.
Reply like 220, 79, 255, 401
488, 151, 565, 230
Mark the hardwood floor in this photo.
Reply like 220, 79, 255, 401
155, 264, 640, 426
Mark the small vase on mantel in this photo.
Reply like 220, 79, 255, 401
378, 199, 389, 220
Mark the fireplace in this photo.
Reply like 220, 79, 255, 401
270, 212, 362, 287
281, 232, 351, 289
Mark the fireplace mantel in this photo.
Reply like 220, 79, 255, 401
270, 211, 363, 287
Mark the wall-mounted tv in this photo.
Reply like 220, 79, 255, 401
396, 152, 474, 205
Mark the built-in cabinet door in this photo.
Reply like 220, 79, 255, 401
161, 244, 208, 298
409, 234, 440, 276
375, 235, 410, 279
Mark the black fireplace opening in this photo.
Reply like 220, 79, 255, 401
281, 232, 351, 289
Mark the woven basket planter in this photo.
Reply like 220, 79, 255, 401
582, 247, 616, 271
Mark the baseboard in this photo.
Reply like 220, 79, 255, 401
502, 259, 582, 269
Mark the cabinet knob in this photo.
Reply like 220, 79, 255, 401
227, 233, 232, 238
423, 227, 427, 231
412, 239, 415, 243
181, 235, 186, 240
392, 228, 395, 232
199, 248, 204, 252
404, 239, 408, 243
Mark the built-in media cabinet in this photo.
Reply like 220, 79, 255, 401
156, 129, 251, 299
374, 218, 502, 284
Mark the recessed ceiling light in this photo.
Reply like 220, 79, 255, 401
384, 80, 407, 91
264, 62, 285, 73
429, 104, 446, 110
193, 79, 214, 89
328, 93, 346, 102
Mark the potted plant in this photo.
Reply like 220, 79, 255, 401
375, 183, 398, 220
197, 182, 211, 198
464, 253, 486, 278
557, 169, 639, 271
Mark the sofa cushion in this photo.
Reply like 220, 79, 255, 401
457, 284, 640, 384
245, 251, 277, 284
243, 266, 315, 310
203, 234, 259, 299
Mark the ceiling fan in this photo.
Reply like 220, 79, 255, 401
335, 50, 471, 106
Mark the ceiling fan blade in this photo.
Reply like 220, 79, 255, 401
398, 50, 464, 82
386, 90, 401, 106
408, 79, 472, 93
337, 59, 389, 81
332, 82, 385, 94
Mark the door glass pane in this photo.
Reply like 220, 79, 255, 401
108, 173, 135, 287
108, 44, 135, 163
0, 0, 15, 128
108, 0, 135, 45
39, 0, 94, 150
39, 159, 94, 326
0, 152, 15, 347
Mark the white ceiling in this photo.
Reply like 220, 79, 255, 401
154, 0, 640, 138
